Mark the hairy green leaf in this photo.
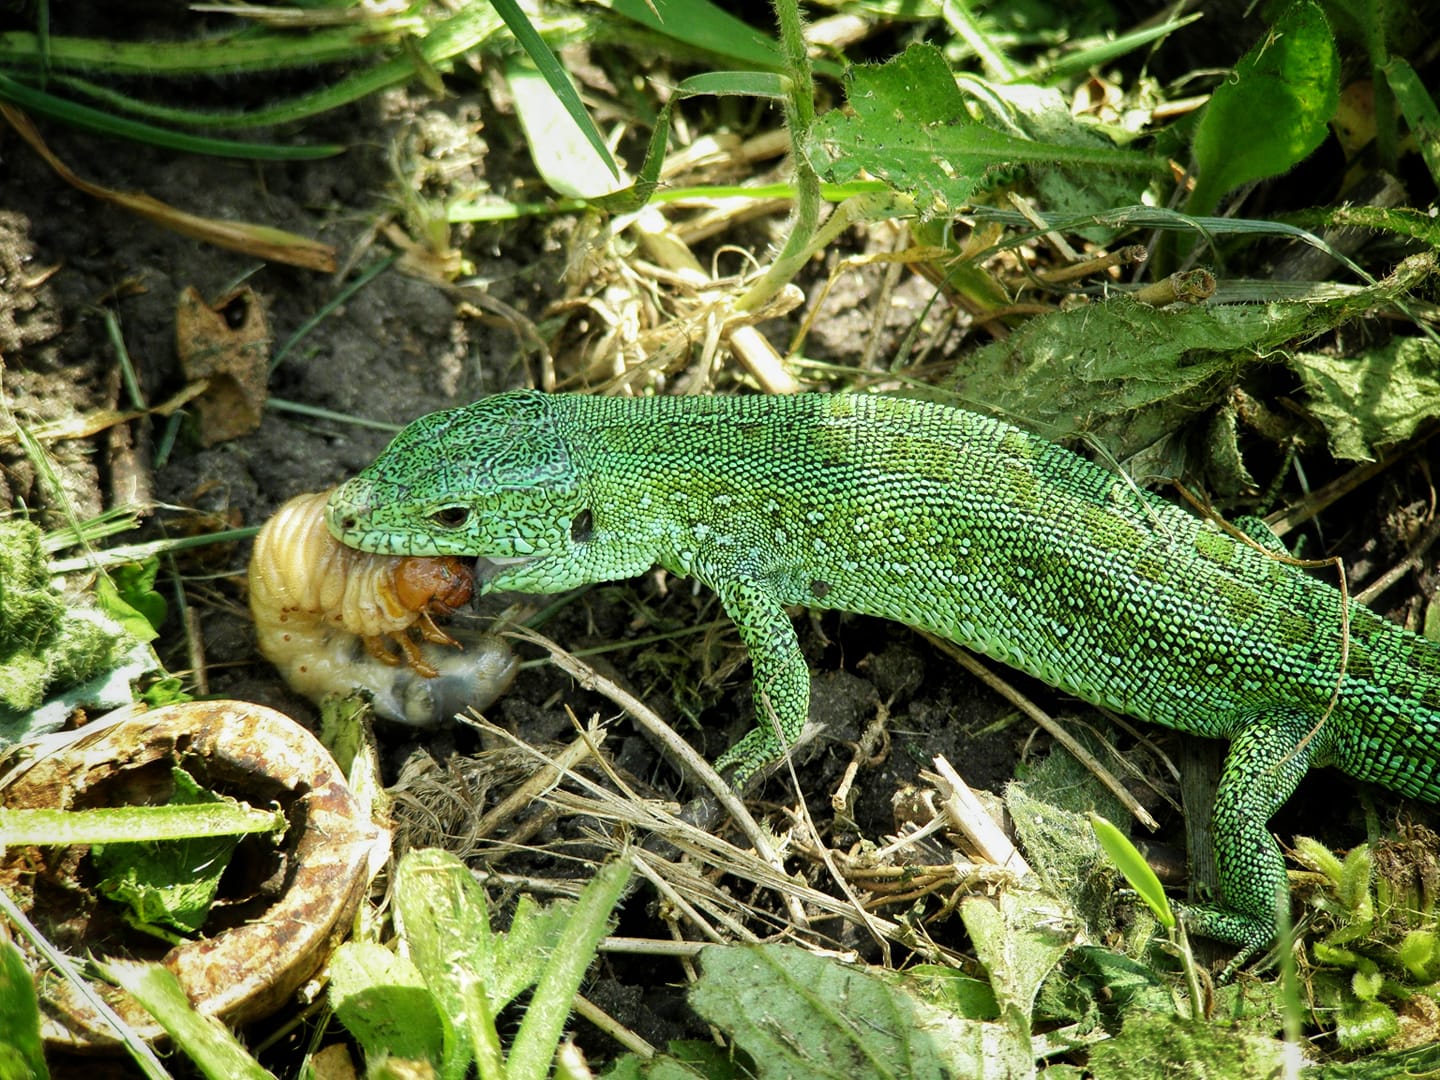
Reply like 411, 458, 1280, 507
1188, 1, 1339, 215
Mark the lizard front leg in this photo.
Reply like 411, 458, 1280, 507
709, 575, 813, 790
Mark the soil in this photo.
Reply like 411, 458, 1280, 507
5, 17, 1440, 1076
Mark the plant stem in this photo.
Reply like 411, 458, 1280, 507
734, 0, 821, 315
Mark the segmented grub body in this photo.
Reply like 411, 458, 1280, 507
249, 490, 516, 725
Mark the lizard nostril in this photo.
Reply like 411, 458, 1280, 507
571, 509, 594, 543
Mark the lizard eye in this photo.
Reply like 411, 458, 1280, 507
430, 506, 471, 529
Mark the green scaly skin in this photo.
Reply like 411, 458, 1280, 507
325, 390, 1440, 976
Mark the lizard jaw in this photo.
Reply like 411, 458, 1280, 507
473, 554, 537, 587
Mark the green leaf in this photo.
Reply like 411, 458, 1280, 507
491, 0, 618, 180
1398, 930, 1438, 980
140, 675, 192, 708
1089, 1012, 1290, 1076
941, 251, 1432, 465
1351, 964, 1384, 1002
655, 1041, 752, 1078
1064, 946, 1173, 1010
1089, 813, 1174, 929
95, 559, 166, 642
601, 1053, 715, 1080
329, 941, 450, 1070
0, 72, 341, 158
46, 5, 505, 132
0, 939, 49, 1080
605, 0, 785, 73
507, 859, 631, 1080
1187, 0, 1339, 215
392, 848, 625, 1080
690, 943, 1003, 1079
1312, 941, 1362, 968
100, 959, 277, 1080
960, 888, 1073, 1063
0, 22, 408, 77
1031, 12, 1203, 81
0, 800, 279, 846
1336, 997, 1399, 1051
1291, 835, 1345, 886
395, 847, 572, 1017
676, 70, 787, 100
508, 57, 625, 199
92, 767, 253, 937
1291, 336, 1440, 460
902, 965, 999, 1020
392, 848, 496, 1079
1383, 58, 1440, 190
977, 83, 1161, 242
1338, 845, 1376, 920
810, 43, 1159, 214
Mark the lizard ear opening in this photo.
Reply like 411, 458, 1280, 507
571, 509, 594, 544
429, 506, 471, 529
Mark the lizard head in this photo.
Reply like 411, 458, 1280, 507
325, 390, 591, 592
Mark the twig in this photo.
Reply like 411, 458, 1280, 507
920, 631, 1159, 831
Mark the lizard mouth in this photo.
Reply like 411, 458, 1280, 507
472, 554, 536, 586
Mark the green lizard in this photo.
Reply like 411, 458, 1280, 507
325, 390, 1440, 974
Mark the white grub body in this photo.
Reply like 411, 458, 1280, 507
249, 490, 516, 725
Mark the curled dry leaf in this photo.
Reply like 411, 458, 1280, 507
249, 490, 517, 726
0, 699, 383, 1050
175, 285, 271, 446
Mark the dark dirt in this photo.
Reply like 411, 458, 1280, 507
6, 24, 1440, 1075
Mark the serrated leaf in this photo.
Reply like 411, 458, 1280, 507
394, 848, 575, 1018
1291, 835, 1345, 885
1292, 337, 1440, 460
92, 767, 248, 937
978, 83, 1162, 240
941, 253, 1433, 465
1188, 0, 1339, 214
960, 889, 1074, 1042
691, 943, 1009, 1079
809, 43, 1154, 215
393, 848, 626, 1080
1336, 997, 1399, 1050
